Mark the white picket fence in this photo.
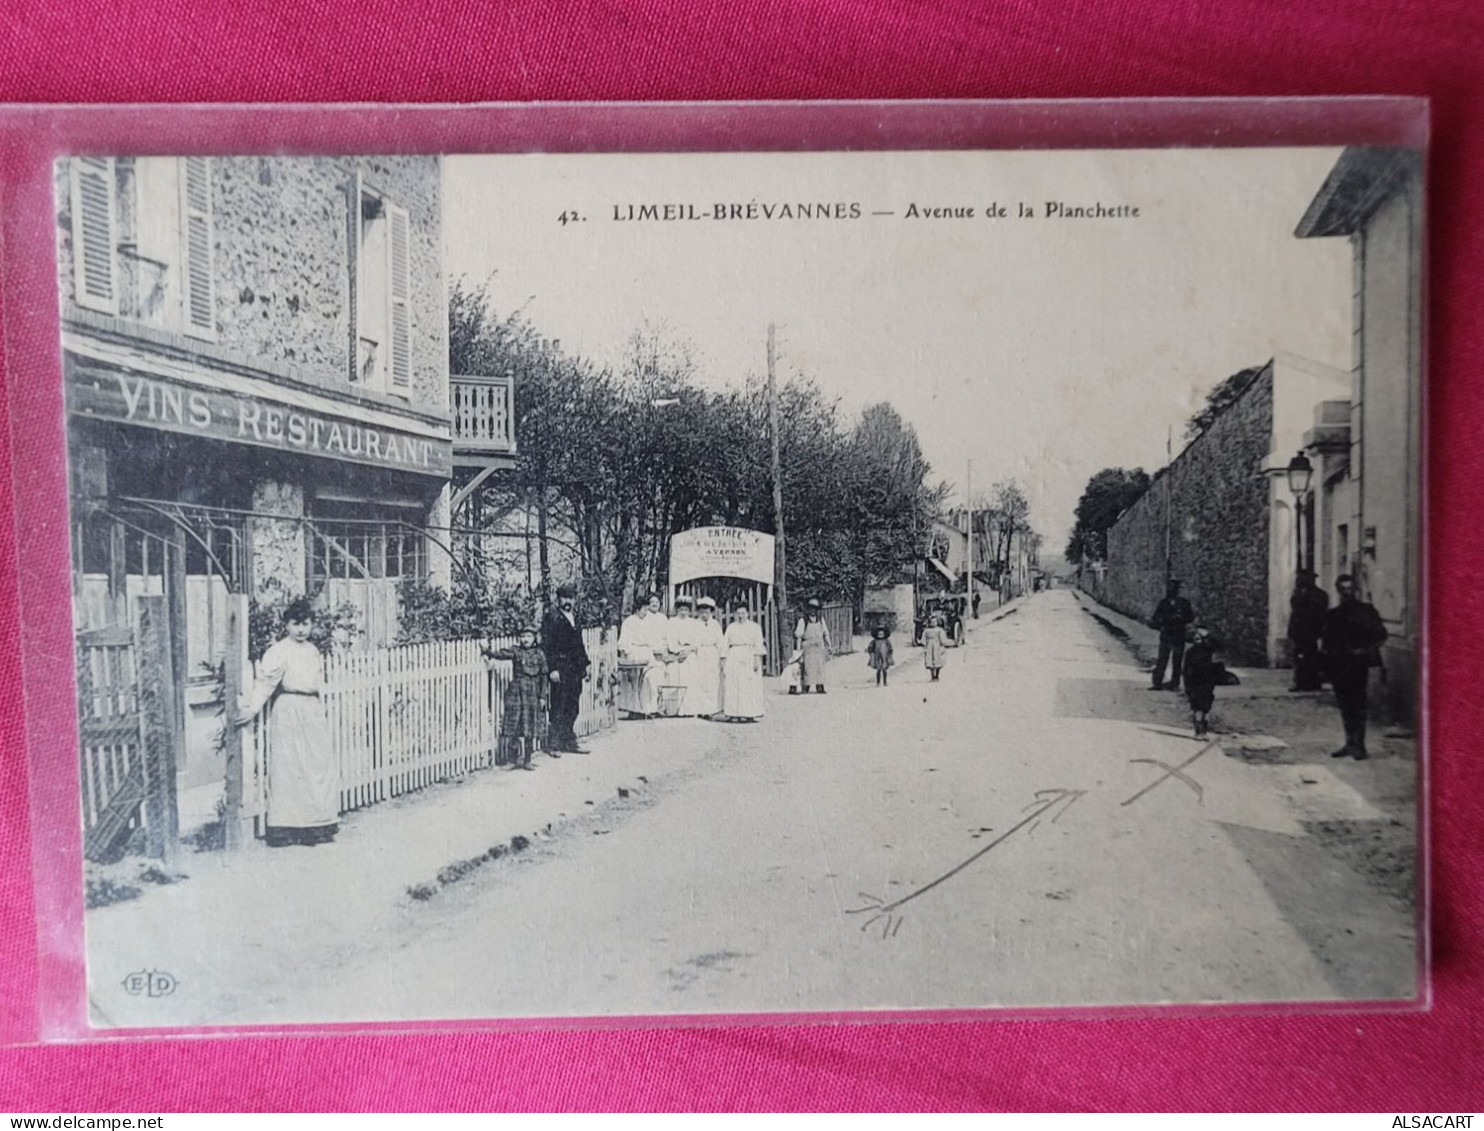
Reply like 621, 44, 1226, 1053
246, 628, 619, 829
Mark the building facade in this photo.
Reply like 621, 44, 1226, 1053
1259, 353, 1353, 664
1296, 147, 1424, 723
59, 155, 509, 807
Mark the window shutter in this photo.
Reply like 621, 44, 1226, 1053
179, 157, 215, 339
71, 157, 118, 314
388, 204, 411, 392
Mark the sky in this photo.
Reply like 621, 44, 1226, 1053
444, 148, 1352, 551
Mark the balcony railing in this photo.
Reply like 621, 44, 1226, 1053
451, 373, 516, 459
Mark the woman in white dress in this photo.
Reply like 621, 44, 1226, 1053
618, 593, 669, 717
721, 604, 767, 721
234, 598, 339, 847
689, 597, 725, 719
665, 596, 698, 716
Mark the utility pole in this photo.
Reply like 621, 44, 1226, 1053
535, 344, 554, 608
1164, 425, 1173, 583
768, 323, 788, 619
965, 460, 974, 613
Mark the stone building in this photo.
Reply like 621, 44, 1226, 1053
60, 155, 514, 807
1296, 147, 1423, 723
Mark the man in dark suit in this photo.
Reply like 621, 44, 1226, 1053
1321, 574, 1388, 760
1148, 578, 1196, 691
1287, 568, 1330, 692
542, 583, 591, 754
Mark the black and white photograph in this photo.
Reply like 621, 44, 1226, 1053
59, 144, 1422, 1028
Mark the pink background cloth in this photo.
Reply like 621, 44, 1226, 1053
1, 0, 1481, 1112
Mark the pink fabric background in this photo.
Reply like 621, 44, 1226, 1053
0, 0, 1480, 1112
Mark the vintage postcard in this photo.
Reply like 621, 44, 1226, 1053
56, 142, 1421, 1029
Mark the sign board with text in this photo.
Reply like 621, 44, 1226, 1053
669, 526, 776, 587
66, 363, 453, 478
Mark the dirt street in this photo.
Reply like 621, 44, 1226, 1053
242, 589, 1417, 1025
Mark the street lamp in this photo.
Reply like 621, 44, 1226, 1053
1286, 451, 1313, 497
1286, 450, 1314, 572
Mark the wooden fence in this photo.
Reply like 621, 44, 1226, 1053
76, 599, 181, 865
782, 603, 856, 655
247, 628, 619, 829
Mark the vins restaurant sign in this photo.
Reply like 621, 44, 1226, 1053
67, 365, 453, 478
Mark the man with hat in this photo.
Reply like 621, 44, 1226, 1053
1321, 574, 1388, 760
1148, 578, 1196, 692
542, 583, 591, 753
1287, 568, 1330, 692
794, 598, 833, 694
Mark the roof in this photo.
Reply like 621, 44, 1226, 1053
1295, 148, 1421, 238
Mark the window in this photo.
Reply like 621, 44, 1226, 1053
348, 177, 411, 395
179, 157, 216, 339
71, 157, 118, 314
307, 504, 427, 590
72, 156, 215, 338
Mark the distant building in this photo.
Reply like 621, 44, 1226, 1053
1296, 147, 1423, 723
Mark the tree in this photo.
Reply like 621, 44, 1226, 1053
1065, 467, 1151, 563
989, 479, 1031, 575
447, 282, 946, 622
1186, 366, 1266, 440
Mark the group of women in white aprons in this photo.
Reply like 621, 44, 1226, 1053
617, 594, 768, 721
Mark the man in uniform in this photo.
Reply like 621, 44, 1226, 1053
1148, 578, 1196, 691
1287, 568, 1330, 692
542, 583, 591, 753
1321, 574, 1388, 760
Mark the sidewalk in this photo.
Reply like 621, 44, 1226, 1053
83, 686, 784, 1026
1070, 587, 1417, 909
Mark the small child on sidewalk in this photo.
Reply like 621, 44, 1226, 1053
866, 625, 895, 686
1182, 626, 1220, 737
484, 624, 551, 770
782, 648, 804, 695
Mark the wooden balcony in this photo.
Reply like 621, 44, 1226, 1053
451, 373, 517, 468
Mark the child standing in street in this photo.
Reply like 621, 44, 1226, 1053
866, 625, 895, 686
922, 613, 950, 682
1182, 627, 1220, 737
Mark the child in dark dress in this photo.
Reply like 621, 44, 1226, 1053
1182, 627, 1220, 737
866, 626, 895, 686
485, 625, 551, 770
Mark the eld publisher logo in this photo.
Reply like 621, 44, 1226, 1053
122, 970, 178, 998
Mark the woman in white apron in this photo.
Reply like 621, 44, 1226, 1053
721, 604, 767, 721
689, 597, 725, 718
234, 598, 339, 847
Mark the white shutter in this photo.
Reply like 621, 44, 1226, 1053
388, 203, 411, 393
179, 157, 215, 339
70, 157, 117, 314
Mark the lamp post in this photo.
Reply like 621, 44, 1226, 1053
1286, 450, 1314, 573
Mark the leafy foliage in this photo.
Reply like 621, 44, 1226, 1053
449, 283, 958, 617
247, 598, 360, 662
395, 580, 536, 645
1065, 467, 1152, 563
1186, 366, 1267, 440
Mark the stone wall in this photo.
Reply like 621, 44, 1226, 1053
248, 479, 307, 603
55, 155, 446, 414
212, 156, 445, 413
1102, 364, 1275, 663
